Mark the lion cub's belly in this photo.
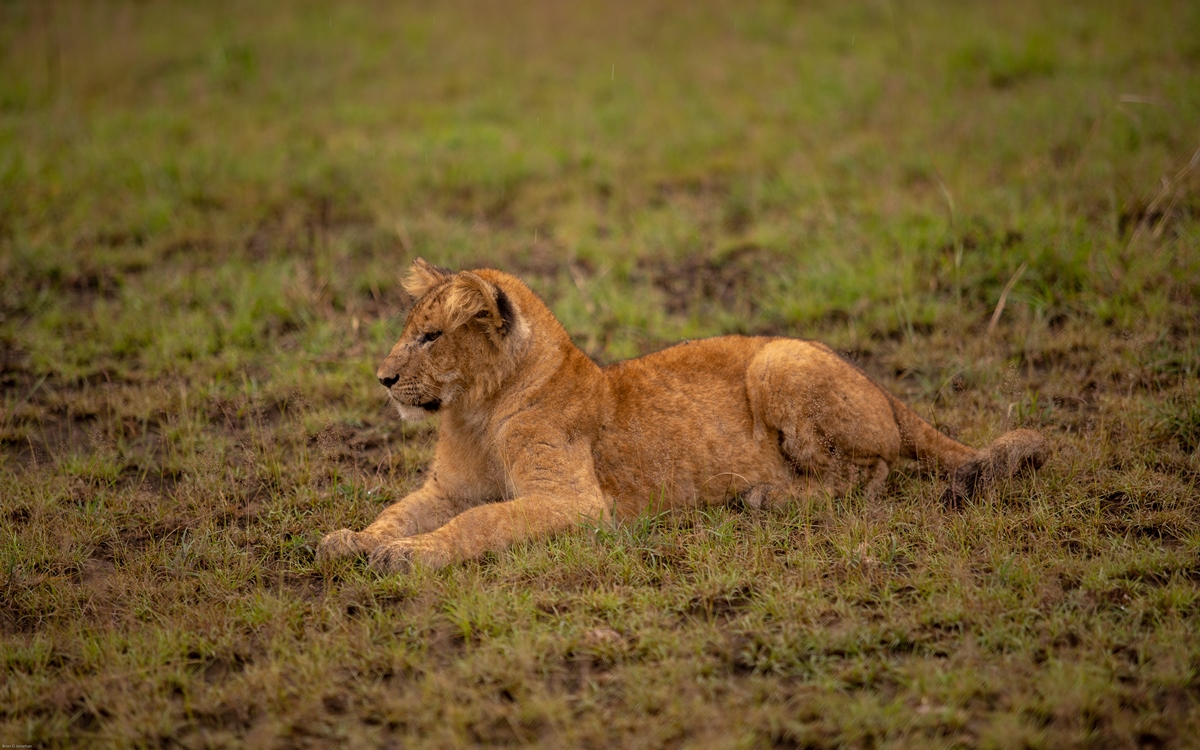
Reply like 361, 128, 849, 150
593, 337, 788, 518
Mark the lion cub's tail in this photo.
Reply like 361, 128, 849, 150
936, 428, 1048, 507
885, 393, 1048, 506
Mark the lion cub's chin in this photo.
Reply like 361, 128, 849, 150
393, 402, 441, 422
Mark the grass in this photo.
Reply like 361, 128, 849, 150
2, 0, 1199, 747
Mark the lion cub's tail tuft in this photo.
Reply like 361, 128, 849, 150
884, 392, 1048, 506
938, 428, 1048, 507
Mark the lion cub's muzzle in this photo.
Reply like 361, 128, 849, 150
378, 377, 442, 413
378, 356, 443, 415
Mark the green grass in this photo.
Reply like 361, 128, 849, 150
2, 0, 1199, 747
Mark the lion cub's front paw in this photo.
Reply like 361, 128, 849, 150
367, 537, 455, 575
317, 528, 373, 562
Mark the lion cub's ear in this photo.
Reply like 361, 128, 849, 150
402, 257, 453, 299
445, 272, 514, 336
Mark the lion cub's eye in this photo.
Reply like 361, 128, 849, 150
418, 330, 442, 345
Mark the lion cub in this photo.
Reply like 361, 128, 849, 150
319, 259, 1046, 573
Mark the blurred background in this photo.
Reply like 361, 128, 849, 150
3, 0, 1197, 365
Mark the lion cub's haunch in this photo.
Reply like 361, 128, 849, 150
319, 259, 1047, 573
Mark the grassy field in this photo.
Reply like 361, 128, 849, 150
2, 0, 1199, 747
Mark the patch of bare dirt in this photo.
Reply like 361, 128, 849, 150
643, 244, 788, 317
0, 342, 33, 390
206, 393, 292, 434
311, 419, 432, 476
1, 411, 99, 468
684, 583, 756, 621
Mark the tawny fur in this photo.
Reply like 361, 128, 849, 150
318, 259, 1048, 573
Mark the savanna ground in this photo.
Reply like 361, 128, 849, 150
2, 1, 1199, 747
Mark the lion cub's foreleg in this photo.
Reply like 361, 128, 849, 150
317, 485, 466, 562
368, 441, 609, 574
368, 492, 610, 573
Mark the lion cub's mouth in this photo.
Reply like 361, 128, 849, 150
386, 390, 442, 413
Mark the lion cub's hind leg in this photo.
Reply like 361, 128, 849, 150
861, 458, 891, 500
740, 476, 839, 511
749, 340, 901, 503
740, 457, 888, 511
741, 482, 801, 511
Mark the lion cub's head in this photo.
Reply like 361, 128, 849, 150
376, 259, 529, 421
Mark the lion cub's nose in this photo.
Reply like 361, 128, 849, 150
378, 374, 399, 388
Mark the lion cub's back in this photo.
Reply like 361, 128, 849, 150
594, 336, 787, 515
